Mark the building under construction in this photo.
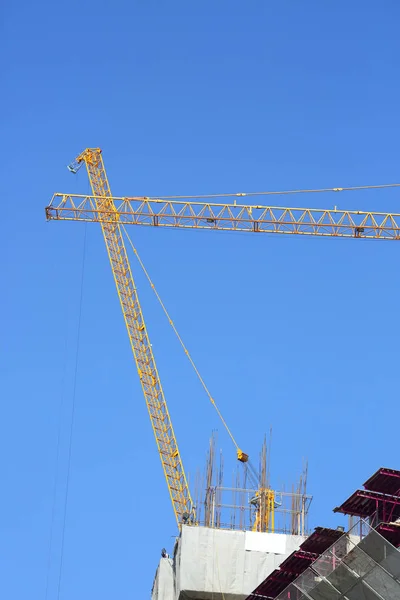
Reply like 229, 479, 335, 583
152, 466, 400, 600
46, 149, 400, 599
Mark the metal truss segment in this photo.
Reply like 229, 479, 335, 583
63, 151, 193, 527
46, 192, 400, 239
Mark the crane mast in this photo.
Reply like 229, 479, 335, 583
69, 148, 192, 526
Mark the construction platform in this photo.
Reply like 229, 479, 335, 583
151, 467, 400, 600
264, 520, 400, 599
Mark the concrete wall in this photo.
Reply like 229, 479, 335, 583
152, 526, 306, 600
151, 558, 174, 600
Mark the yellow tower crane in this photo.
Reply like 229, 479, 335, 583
46, 148, 400, 528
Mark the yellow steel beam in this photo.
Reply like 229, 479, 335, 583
46, 193, 400, 240
67, 149, 192, 527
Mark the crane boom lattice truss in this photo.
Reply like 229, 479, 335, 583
66, 149, 192, 526
47, 193, 400, 239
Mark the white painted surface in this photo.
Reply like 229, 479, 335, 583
245, 531, 287, 554
172, 526, 306, 600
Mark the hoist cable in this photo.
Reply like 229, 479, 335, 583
56, 224, 87, 600
121, 224, 241, 454
44, 322, 69, 600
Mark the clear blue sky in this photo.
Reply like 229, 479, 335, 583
3, 1, 400, 598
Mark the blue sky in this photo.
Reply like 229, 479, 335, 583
3, 1, 400, 598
